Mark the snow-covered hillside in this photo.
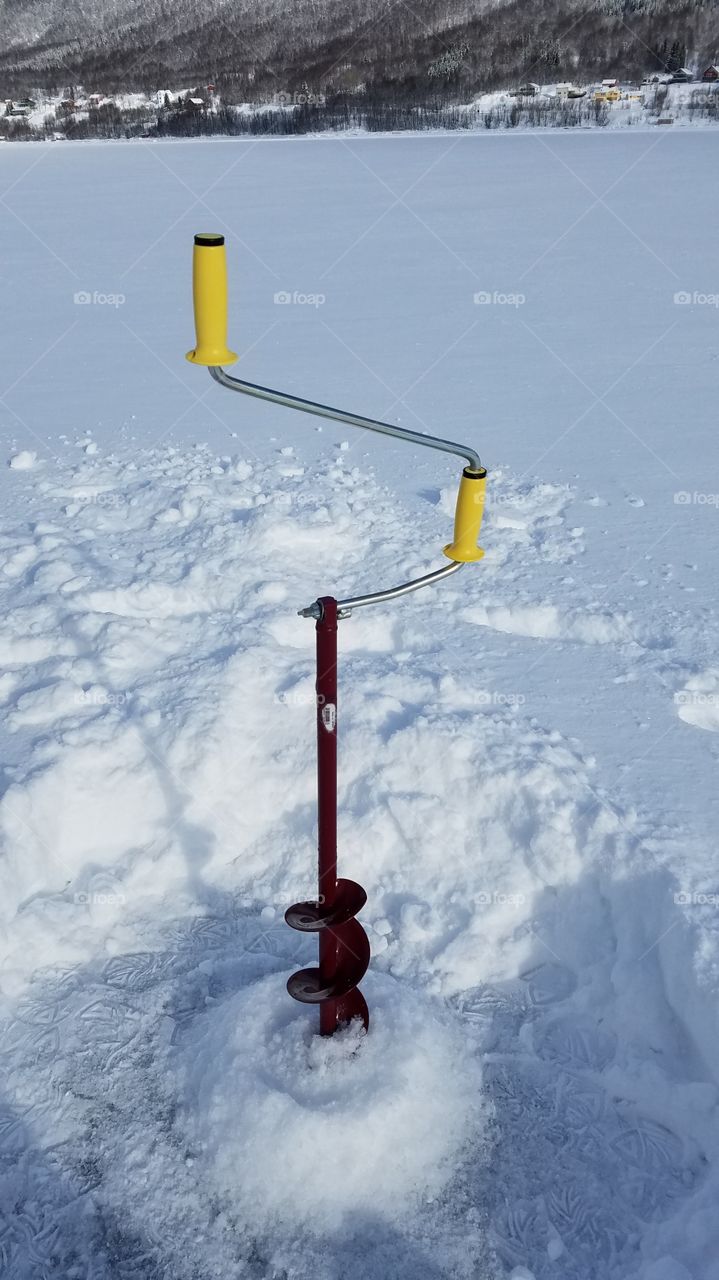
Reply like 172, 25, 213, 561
0, 0, 716, 109
0, 133, 718, 1279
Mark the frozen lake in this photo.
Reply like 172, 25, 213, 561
1, 131, 716, 477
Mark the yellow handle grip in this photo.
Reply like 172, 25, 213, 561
185, 233, 238, 367
444, 467, 487, 563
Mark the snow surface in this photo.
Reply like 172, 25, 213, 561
0, 134, 718, 1279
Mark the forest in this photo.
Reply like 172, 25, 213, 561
0, 0, 716, 101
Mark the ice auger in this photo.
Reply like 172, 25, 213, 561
187, 233, 486, 1035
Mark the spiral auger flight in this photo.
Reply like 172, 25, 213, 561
186, 234, 487, 1038
285, 881, 370, 1032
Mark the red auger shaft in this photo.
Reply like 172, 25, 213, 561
316, 596, 341, 1035
286, 597, 370, 1034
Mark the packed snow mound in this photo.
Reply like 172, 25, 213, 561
176, 973, 485, 1232
465, 600, 637, 644
674, 671, 719, 732
8, 450, 37, 470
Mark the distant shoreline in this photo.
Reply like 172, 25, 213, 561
2, 79, 717, 143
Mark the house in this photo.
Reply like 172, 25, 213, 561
701, 65, 719, 82
187, 96, 206, 112
511, 82, 540, 97
59, 99, 77, 116
553, 83, 585, 99
16, 98, 35, 110
595, 79, 622, 101
4, 100, 32, 117
88, 96, 116, 113
669, 67, 693, 83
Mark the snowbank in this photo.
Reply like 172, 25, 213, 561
176, 973, 485, 1233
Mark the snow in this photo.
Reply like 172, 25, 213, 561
177, 976, 484, 1232
8, 449, 37, 469
0, 134, 718, 1278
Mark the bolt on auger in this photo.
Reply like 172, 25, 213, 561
186, 232, 487, 1036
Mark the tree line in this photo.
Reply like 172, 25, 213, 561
2, 83, 716, 144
